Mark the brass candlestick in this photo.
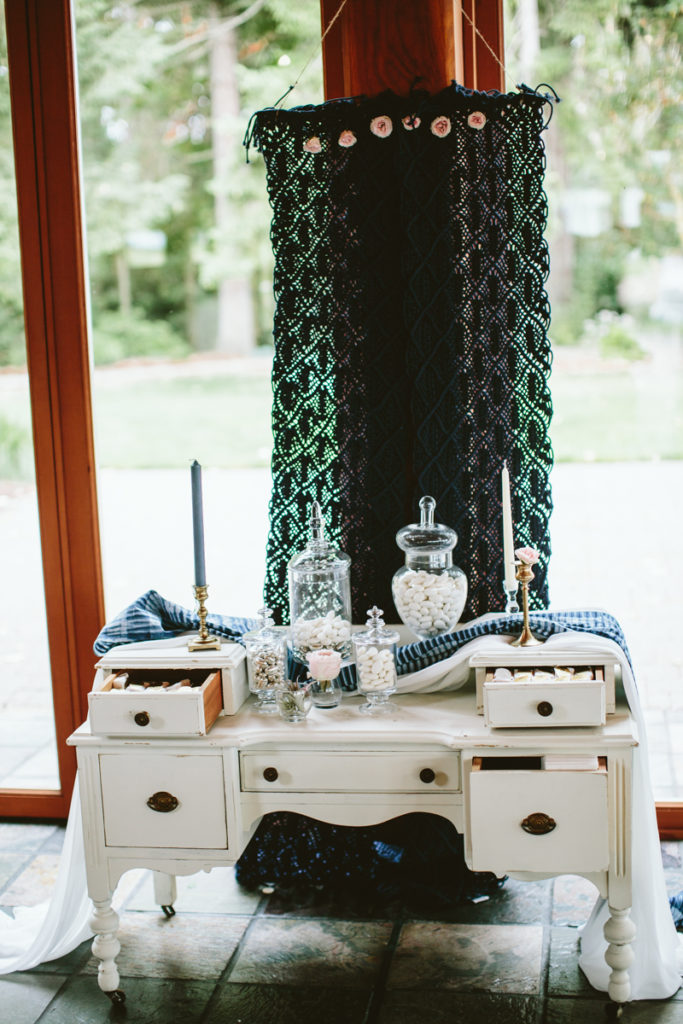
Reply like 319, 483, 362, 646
510, 561, 543, 647
188, 584, 222, 651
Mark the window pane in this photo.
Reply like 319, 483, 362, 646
0, 2, 59, 790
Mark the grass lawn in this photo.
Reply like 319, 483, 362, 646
1, 348, 682, 472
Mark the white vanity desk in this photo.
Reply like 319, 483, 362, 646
68, 680, 638, 1006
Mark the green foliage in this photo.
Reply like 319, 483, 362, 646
91, 309, 190, 365
0, 413, 30, 479
581, 310, 646, 360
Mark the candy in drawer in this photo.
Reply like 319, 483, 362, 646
465, 755, 609, 876
99, 753, 228, 849
483, 667, 606, 728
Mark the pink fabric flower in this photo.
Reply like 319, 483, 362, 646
338, 129, 357, 148
467, 111, 487, 130
303, 136, 322, 154
402, 114, 421, 131
430, 115, 451, 138
370, 115, 393, 138
307, 649, 342, 681
515, 546, 540, 565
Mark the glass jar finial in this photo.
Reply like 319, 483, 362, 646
419, 495, 436, 527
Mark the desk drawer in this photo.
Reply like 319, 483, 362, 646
100, 753, 228, 849
89, 670, 223, 736
467, 756, 608, 875
484, 680, 606, 728
240, 750, 460, 793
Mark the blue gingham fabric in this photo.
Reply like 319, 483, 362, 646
94, 594, 630, 692
93, 589, 256, 656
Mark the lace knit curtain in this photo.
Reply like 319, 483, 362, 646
249, 85, 554, 624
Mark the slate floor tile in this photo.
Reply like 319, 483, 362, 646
378, 990, 540, 1024
0, 971, 66, 1024
409, 877, 550, 925
27, 938, 92, 976
0, 852, 32, 894
0, 824, 57, 854
388, 921, 543, 995
0, 855, 60, 907
125, 866, 260, 915
552, 874, 600, 926
203, 983, 372, 1024
36, 974, 215, 1024
82, 912, 250, 980
547, 926, 607, 999
546, 996, 683, 1022
228, 917, 392, 987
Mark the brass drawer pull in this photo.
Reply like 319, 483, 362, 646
263, 767, 279, 783
537, 701, 553, 717
134, 711, 150, 727
147, 791, 179, 813
521, 812, 556, 835
419, 768, 436, 784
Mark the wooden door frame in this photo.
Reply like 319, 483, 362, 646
2, 0, 105, 818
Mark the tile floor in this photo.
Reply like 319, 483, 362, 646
0, 823, 681, 1023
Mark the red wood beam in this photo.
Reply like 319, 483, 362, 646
3, 0, 105, 817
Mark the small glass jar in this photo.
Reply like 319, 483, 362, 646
275, 681, 312, 723
392, 496, 467, 640
242, 607, 287, 713
288, 501, 352, 662
352, 606, 400, 714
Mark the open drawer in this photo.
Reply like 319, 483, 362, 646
465, 755, 609, 876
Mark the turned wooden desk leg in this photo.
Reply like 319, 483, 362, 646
604, 906, 636, 1004
90, 896, 125, 1003
153, 871, 177, 917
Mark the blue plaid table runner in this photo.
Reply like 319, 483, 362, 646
94, 590, 631, 690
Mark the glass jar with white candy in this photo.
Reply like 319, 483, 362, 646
392, 495, 467, 640
288, 501, 352, 662
352, 606, 400, 714
243, 606, 288, 713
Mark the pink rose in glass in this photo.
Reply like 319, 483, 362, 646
430, 115, 451, 138
467, 111, 487, 130
402, 114, 421, 131
307, 649, 342, 681
370, 115, 393, 138
303, 136, 322, 154
338, 129, 357, 148
515, 546, 540, 565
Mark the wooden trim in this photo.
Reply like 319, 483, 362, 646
656, 803, 683, 841
460, 0, 505, 92
2, 0, 105, 817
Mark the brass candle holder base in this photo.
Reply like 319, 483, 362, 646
188, 584, 222, 651
510, 561, 543, 648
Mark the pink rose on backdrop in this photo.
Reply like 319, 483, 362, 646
303, 136, 322, 154
467, 111, 487, 130
307, 649, 342, 681
430, 115, 451, 138
515, 546, 540, 565
370, 115, 393, 138
338, 129, 357, 148
402, 114, 421, 131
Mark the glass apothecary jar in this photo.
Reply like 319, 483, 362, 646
392, 496, 467, 640
242, 607, 288, 713
352, 606, 400, 714
288, 501, 352, 662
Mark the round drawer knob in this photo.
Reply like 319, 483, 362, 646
134, 711, 150, 727
419, 768, 436, 784
521, 812, 556, 835
263, 767, 279, 783
147, 791, 179, 813
537, 701, 553, 718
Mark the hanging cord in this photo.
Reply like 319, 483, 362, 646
459, 4, 509, 91
280, 0, 351, 105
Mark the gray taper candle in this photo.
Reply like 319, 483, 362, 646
190, 460, 207, 587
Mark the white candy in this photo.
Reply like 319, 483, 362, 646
292, 611, 351, 656
355, 644, 397, 693
393, 569, 466, 637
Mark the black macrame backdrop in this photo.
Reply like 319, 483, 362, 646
249, 84, 554, 624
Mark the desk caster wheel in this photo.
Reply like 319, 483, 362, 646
106, 990, 126, 1005
161, 904, 175, 918
605, 1003, 624, 1020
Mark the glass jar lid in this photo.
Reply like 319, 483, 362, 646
355, 606, 400, 646
288, 500, 351, 572
396, 496, 458, 555
243, 606, 284, 645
